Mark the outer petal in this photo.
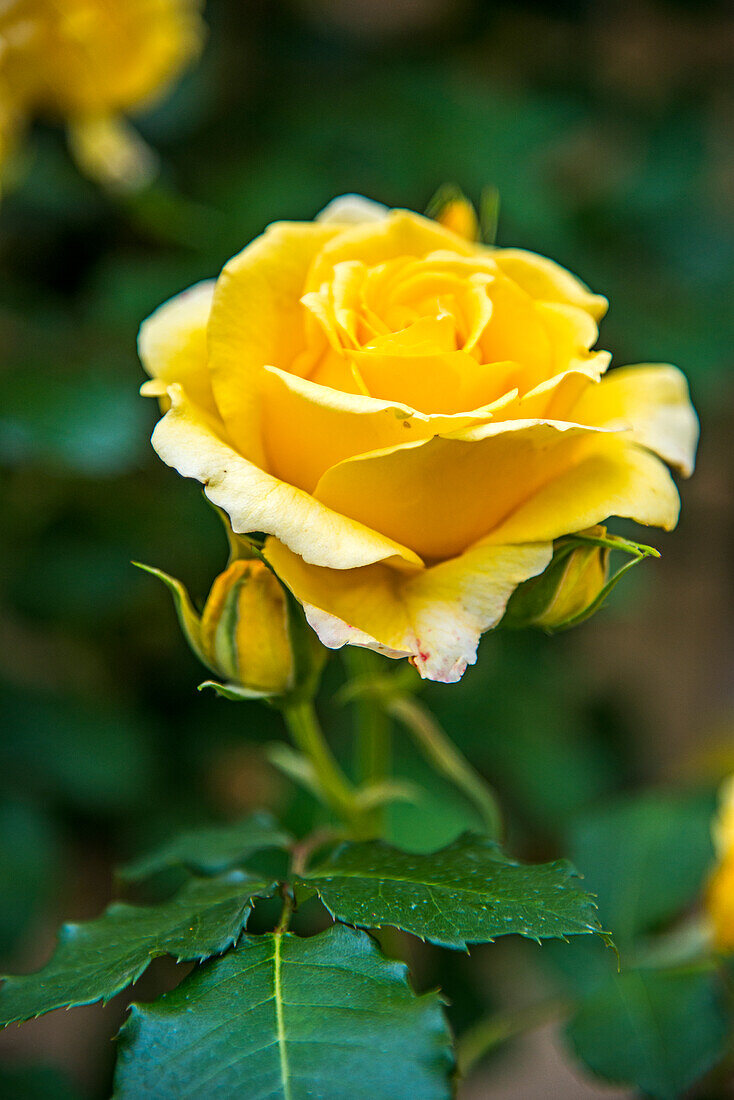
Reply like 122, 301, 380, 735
316, 194, 390, 225
491, 247, 608, 321
151, 384, 422, 570
138, 280, 216, 417
266, 537, 552, 683
571, 364, 699, 477
485, 439, 681, 545
207, 220, 342, 464
313, 420, 614, 561
503, 351, 611, 421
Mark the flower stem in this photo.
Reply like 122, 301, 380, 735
343, 649, 392, 834
387, 694, 503, 839
274, 883, 295, 935
282, 701, 363, 832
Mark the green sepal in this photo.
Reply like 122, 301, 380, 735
204, 496, 263, 564
278, 589, 327, 705
424, 182, 469, 220
555, 531, 659, 631
132, 561, 213, 672
198, 679, 275, 702
502, 530, 660, 633
479, 185, 500, 244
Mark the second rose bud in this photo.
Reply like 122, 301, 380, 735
138, 550, 324, 704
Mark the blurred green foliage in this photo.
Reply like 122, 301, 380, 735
0, 0, 732, 1094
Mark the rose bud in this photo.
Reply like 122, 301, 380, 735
136, 556, 323, 703
427, 185, 480, 240
502, 526, 610, 632
502, 525, 661, 633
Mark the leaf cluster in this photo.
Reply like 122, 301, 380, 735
0, 816, 605, 1097
542, 788, 732, 1100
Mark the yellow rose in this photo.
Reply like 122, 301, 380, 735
139, 195, 698, 683
0, 0, 204, 189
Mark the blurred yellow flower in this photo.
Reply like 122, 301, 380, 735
0, 0, 204, 189
707, 776, 734, 950
139, 194, 698, 682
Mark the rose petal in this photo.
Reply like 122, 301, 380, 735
492, 247, 608, 321
571, 363, 699, 477
266, 537, 553, 683
316, 194, 390, 225
208, 220, 341, 464
261, 364, 507, 493
152, 384, 423, 570
138, 280, 217, 417
313, 419, 616, 560
485, 438, 681, 544
305, 210, 476, 293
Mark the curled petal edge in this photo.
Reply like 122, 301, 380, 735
151, 384, 423, 571
266, 538, 554, 684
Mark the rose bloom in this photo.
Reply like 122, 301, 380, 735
0, 0, 204, 187
140, 195, 698, 683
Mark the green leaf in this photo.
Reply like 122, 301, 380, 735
296, 833, 604, 950
120, 812, 292, 882
113, 923, 453, 1099
0, 872, 273, 1025
566, 966, 729, 1100
568, 789, 716, 948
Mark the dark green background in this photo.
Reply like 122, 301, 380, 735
0, 0, 732, 1095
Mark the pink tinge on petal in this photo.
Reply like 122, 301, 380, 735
411, 651, 470, 684
302, 603, 474, 684
302, 603, 411, 661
